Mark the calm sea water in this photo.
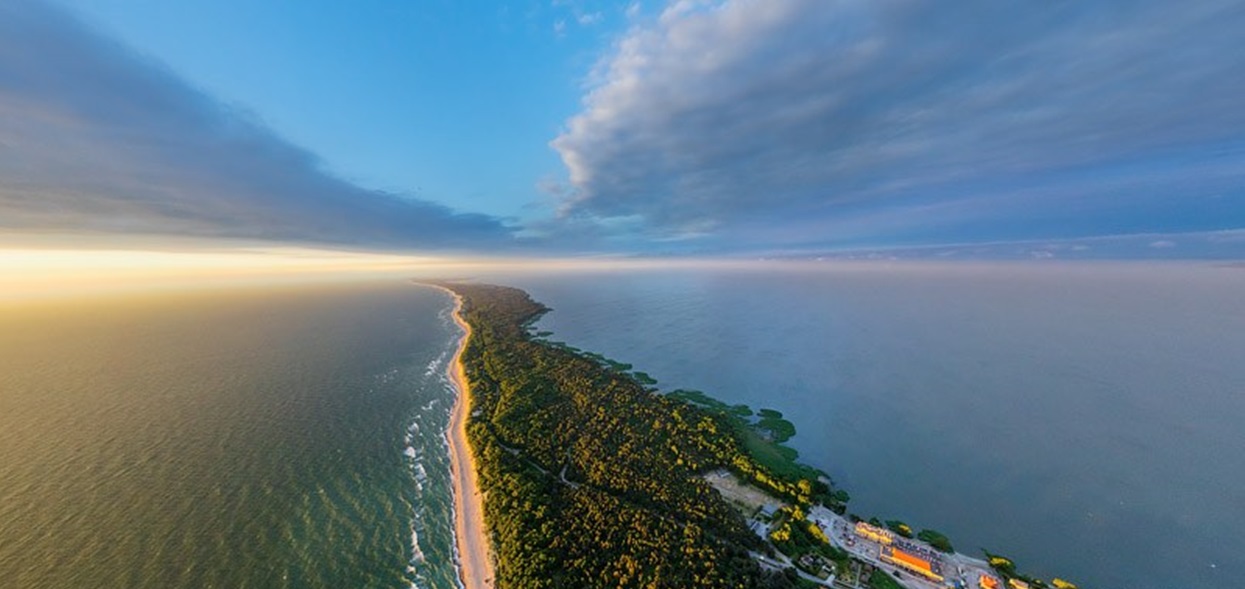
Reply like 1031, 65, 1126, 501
7, 266, 1241, 589
0, 282, 463, 589
494, 263, 1245, 589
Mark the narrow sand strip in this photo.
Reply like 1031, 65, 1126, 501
444, 290, 495, 589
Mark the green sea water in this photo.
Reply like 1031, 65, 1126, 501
0, 282, 463, 588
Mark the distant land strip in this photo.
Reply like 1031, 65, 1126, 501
432, 282, 1080, 589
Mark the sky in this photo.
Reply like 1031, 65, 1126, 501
1, 0, 1243, 259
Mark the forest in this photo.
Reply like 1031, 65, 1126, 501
440, 282, 840, 588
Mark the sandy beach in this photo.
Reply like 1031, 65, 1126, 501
444, 291, 495, 589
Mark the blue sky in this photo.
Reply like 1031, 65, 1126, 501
2, 0, 1243, 258
55, 0, 617, 221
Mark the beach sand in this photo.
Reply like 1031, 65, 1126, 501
445, 291, 495, 589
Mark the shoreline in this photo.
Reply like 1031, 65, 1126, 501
440, 287, 494, 589
430, 282, 1076, 589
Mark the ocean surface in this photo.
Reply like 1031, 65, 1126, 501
5, 265, 1242, 589
0, 282, 463, 589
494, 262, 1245, 589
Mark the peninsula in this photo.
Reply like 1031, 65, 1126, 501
435, 282, 1079, 589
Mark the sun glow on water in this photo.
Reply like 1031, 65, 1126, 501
0, 243, 810, 303
0, 246, 463, 302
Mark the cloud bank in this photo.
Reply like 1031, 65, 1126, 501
552, 0, 1245, 249
0, 0, 514, 249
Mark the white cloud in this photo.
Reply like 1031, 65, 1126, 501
551, 0, 608, 32
0, 0, 515, 248
551, 0, 1245, 247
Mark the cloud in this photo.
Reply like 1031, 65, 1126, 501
550, 0, 609, 33
757, 229, 1245, 262
551, 0, 1245, 249
0, 0, 515, 249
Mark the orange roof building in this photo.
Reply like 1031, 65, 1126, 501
979, 574, 1001, 589
879, 545, 943, 582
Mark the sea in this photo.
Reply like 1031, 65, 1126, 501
495, 262, 1245, 589
2, 264, 1242, 589
0, 281, 464, 589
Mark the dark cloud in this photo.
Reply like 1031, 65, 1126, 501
0, 0, 515, 249
552, 0, 1245, 247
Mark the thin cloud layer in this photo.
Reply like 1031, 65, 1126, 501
552, 0, 1245, 248
0, 0, 514, 249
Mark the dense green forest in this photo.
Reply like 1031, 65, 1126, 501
441, 283, 836, 588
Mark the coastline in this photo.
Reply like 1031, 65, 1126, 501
429, 282, 1081, 589
441, 288, 494, 589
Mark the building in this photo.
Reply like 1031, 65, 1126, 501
1007, 580, 1031, 589
798, 553, 829, 572
979, 574, 1001, 589
879, 545, 943, 582
854, 521, 894, 544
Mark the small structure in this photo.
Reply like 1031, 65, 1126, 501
854, 521, 894, 545
798, 552, 831, 575
979, 574, 1001, 589
879, 545, 943, 582
1007, 580, 1031, 589
748, 519, 770, 539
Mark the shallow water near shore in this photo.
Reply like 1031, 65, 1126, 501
495, 262, 1245, 589
0, 282, 463, 588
